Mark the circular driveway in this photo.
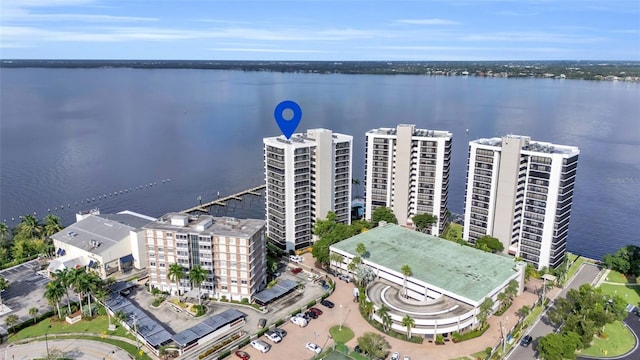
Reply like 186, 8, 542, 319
3, 339, 128, 360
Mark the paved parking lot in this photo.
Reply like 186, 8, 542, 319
0, 259, 52, 331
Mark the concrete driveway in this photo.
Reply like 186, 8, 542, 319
0, 260, 52, 331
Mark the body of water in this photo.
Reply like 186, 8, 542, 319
1, 68, 639, 260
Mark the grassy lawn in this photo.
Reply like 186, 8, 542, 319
323, 351, 353, 360
58, 335, 152, 360
523, 303, 545, 327
471, 349, 491, 359
599, 283, 640, 306
9, 315, 131, 342
580, 321, 635, 357
330, 325, 355, 344
442, 223, 463, 242
605, 270, 637, 284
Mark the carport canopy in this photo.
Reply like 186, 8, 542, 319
253, 279, 298, 305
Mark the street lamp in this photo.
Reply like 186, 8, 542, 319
45, 325, 52, 358
132, 314, 140, 350
339, 305, 343, 331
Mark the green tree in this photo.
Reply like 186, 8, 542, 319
497, 291, 510, 310
43, 214, 63, 238
371, 207, 398, 226
475, 235, 504, 253
517, 305, 531, 320
313, 211, 339, 238
0, 276, 8, 291
538, 331, 582, 360
412, 213, 438, 233
356, 242, 367, 258
44, 281, 65, 319
401, 264, 412, 298
5, 314, 19, 334
402, 314, 415, 338
362, 300, 374, 320
29, 306, 39, 323
53, 268, 74, 313
70, 267, 90, 315
505, 279, 519, 301
94, 287, 113, 329
0, 222, 9, 244
357, 332, 390, 359
376, 305, 391, 331
348, 256, 362, 272
330, 252, 345, 274
189, 265, 207, 305
168, 263, 185, 296
603, 245, 640, 276
18, 214, 42, 238
311, 212, 357, 266
478, 297, 495, 325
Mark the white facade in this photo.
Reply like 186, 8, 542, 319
50, 210, 155, 278
463, 135, 580, 269
264, 129, 353, 251
364, 125, 452, 234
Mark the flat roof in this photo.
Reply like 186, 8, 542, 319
472, 135, 579, 156
172, 309, 246, 347
105, 293, 172, 347
145, 214, 265, 238
330, 223, 520, 302
51, 214, 139, 256
253, 279, 298, 305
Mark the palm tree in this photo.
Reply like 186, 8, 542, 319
381, 313, 392, 332
189, 265, 207, 306
29, 307, 39, 324
53, 268, 73, 313
44, 281, 65, 319
5, 314, 19, 334
517, 305, 531, 321
70, 267, 90, 315
401, 264, 412, 298
168, 263, 185, 296
376, 305, 391, 331
505, 279, 519, 301
497, 291, 510, 310
83, 271, 103, 317
402, 314, 415, 338
330, 253, 344, 274
356, 243, 367, 258
43, 214, 63, 237
94, 287, 113, 329
20, 214, 42, 238
362, 301, 374, 320
0, 222, 9, 242
348, 256, 362, 272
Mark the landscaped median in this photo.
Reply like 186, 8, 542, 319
8, 315, 151, 359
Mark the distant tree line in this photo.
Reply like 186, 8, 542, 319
602, 245, 640, 276
0, 215, 62, 269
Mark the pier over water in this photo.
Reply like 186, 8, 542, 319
180, 185, 266, 214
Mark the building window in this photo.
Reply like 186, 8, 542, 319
159, 263, 165, 268
241, 280, 247, 285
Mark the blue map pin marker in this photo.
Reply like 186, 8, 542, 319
274, 100, 302, 139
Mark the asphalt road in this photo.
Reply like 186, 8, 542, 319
507, 263, 602, 360
3, 339, 133, 360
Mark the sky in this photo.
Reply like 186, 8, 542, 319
1, 0, 639, 61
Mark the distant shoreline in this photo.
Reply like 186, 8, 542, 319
2, 59, 640, 81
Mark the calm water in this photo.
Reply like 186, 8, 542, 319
1, 68, 639, 260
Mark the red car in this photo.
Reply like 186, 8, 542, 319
308, 307, 323, 316
235, 350, 250, 360
291, 267, 303, 275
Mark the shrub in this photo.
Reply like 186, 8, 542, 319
191, 305, 207, 317
451, 324, 490, 343
306, 299, 317, 308
220, 295, 228, 302
241, 298, 249, 304
152, 296, 166, 307
436, 334, 445, 344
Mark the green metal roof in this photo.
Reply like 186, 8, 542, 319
331, 223, 520, 302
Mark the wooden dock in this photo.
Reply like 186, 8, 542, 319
180, 184, 266, 214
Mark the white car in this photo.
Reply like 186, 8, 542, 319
391, 352, 400, 360
265, 330, 282, 343
250, 339, 271, 353
403, 356, 411, 360
306, 342, 322, 354
290, 315, 308, 327
289, 255, 303, 263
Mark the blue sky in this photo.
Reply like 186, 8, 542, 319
1, 0, 639, 60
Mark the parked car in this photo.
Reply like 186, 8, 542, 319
321, 299, 335, 308
390, 352, 400, 360
265, 330, 282, 343
308, 307, 323, 316
250, 340, 271, 353
338, 274, 351, 282
317, 279, 326, 286
305, 310, 318, 319
290, 315, 309, 327
257, 318, 267, 328
291, 267, 303, 275
289, 255, 303, 263
234, 350, 250, 360
354, 345, 362, 353
520, 335, 533, 347
274, 328, 287, 338
306, 342, 322, 354
403, 356, 411, 360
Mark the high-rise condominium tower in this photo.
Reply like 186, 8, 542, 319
463, 135, 579, 269
264, 129, 353, 251
364, 124, 452, 234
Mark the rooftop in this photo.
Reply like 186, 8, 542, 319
472, 135, 579, 156
367, 125, 452, 139
51, 212, 154, 255
330, 223, 520, 302
263, 128, 352, 148
144, 213, 265, 238
172, 309, 246, 347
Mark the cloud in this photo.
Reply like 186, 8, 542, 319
396, 18, 460, 26
7, 13, 158, 22
460, 31, 607, 43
